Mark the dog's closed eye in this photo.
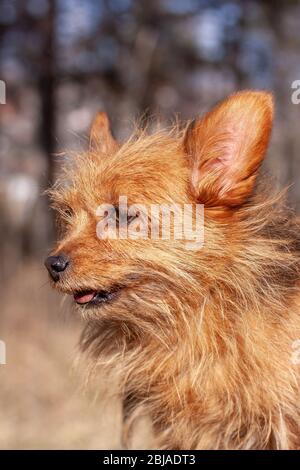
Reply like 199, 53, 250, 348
114, 206, 139, 225
62, 206, 74, 218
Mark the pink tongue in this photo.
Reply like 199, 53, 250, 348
74, 291, 96, 304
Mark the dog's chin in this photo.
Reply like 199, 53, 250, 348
73, 287, 121, 307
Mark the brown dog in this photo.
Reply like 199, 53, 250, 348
45, 91, 300, 449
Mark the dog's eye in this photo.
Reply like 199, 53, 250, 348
127, 213, 137, 224
62, 206, 74, 219
114, 207, 138, 225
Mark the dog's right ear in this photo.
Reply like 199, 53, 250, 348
89, 111, 119, 153
184, 91, 273, 207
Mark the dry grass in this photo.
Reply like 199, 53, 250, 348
0, 261, 125, 449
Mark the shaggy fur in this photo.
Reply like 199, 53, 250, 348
46, 91, 300, 449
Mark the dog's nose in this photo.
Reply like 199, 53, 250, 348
44, 254, 69, 282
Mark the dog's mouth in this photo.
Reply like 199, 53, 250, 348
71, 275, 140, 307
73, 287, 121, 306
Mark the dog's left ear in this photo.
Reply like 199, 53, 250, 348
184, 91, 274, 207
89, 111, 119, 153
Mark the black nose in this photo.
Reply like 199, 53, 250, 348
44, 254, 69, 282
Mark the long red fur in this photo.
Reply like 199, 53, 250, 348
47, 91, 300, 449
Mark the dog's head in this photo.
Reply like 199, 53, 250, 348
45, 91, 273, 326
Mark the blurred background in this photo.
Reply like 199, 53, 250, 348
0, 0, 300, 449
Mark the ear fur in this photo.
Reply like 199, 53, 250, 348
89, 112, 119, 153
184, 91, 274, 207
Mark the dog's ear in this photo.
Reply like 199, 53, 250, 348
89, 111, 119, 153
184, 91, 274, 207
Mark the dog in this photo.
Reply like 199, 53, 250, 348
45, 91, 300, 449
